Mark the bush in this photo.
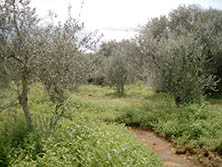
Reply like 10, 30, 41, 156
117, 102, 222, 154
75, 84, 222, 156
0, 113, 29, 167
10, 113, 162, 167
154, 34, 217, 105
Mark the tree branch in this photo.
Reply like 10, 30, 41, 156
8, 52, 25, 65
0, 100, 19, 113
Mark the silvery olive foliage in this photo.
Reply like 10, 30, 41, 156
136, 5, 221, 104
0, 0, 44, 129
99, 40, 119, 57
155, 33, 218, 104
39, 15, 98, 124
91, 40, 120, 86
104, 40, 136, 96
0, 0, 99, 129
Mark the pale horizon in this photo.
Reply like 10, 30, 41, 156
31, 0, 222, 41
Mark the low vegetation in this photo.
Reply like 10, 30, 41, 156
75, 84, 222, 166
0, 85, 162, 167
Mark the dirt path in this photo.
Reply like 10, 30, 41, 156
129, 127, 199, 167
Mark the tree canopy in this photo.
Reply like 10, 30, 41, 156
0, 0, 99, 129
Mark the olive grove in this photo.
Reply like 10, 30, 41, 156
0, 0, 98, 129
134, 5, 222, 104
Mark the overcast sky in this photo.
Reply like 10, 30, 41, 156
31, 0, 222, 41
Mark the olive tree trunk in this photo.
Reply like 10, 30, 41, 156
18, 74, 33, 130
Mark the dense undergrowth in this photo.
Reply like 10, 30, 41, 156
0, 84, 162, 167
75, 84, 222, 162
1, 83, 222, 166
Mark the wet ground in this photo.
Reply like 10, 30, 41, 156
129, 127, 199, 167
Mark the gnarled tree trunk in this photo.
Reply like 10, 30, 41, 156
18, 74, 33, 130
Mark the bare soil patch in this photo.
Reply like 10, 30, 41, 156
129, 127, 200, 167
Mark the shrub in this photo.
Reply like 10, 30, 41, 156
0, 113, 29, 167
10, 113, 162, 167
117, 101, 222, 154
154, 34, 217, 105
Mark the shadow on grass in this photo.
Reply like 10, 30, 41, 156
144, 92, 173, 103
207, 93, 222, 105
105, 92, 126, 98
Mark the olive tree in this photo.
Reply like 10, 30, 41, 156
199, 8, 222, 91
136, 5, 221, 104
0, 0, 45, 129
105, 54, 128, 96
89, 40, 120, 85
155, 33, 217, 104
39, 17, 97, 125
137, 31, 218, 104
0, 0, 99, 129
0, 54, 9, 89
98, 40, 119, 57
167, 5, 222, 92
104, 40, 135, 96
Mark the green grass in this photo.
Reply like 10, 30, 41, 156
0, 84, 162, 167
75, 84, 222, 157
11, 113, 161, 167
2, 82, 222, 166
